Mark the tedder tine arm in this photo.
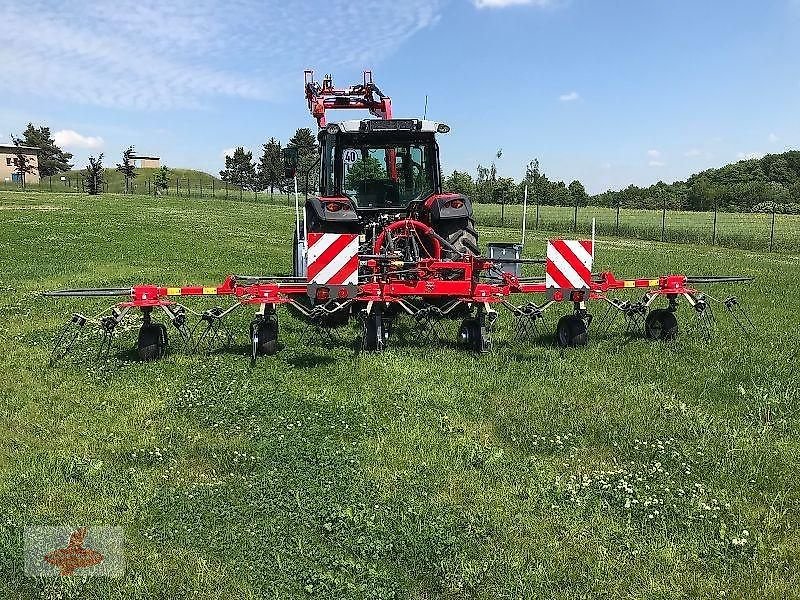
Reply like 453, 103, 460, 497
42, 288, 132, 297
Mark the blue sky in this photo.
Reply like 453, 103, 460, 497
2, 0, 798, 193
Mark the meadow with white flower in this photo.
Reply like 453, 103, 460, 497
0, 191, 797, 598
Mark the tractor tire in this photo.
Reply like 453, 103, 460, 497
645, 309, 678, 341
436, 217, 479, 258
555, 314, 588, 348
137, 323, 168, 361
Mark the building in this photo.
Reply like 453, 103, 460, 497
0, 144, 40, 184
130, 154, 160, 169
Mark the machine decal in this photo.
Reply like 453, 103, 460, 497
306, 233, 360, 285
546, 239, 593, 289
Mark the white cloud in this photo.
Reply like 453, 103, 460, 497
684, 148, 701, 157
737, 152, 764, 160
559, 91, 579, 102
53, 129, 104, 150
474, 0, 555, 7
648, 160, 665, 167
1, 1, 442, 110
768, 132, 779, 143
646, 149, 661, 158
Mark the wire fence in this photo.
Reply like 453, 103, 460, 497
2, 177, 798, 254
472, 201, 800, 254
0, 175, 301, 206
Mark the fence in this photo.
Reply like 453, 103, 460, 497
2, 177, 798, 253
0, 175, 301, 207
472, 201, 800, 254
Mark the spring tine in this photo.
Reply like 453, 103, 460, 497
49, 314, 87, 366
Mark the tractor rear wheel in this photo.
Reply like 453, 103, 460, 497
436, 217, 479, 258
555, 314, 588, 348
137, 323, 168, 361
645, 309, 678, 341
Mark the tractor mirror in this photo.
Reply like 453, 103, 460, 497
282, 147, 298, 178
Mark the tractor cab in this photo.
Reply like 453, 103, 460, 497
318, 119, 448, 211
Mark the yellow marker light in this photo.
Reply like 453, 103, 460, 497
166, 287, 181, 296
202, 287, 218, 295
649, 279, 659, 287
624, 280, 635, 288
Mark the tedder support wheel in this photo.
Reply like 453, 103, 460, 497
138, 323, 168, 361
436, 216, 479, 258
556, 314, 589, 348
645, 309, 678, 341
362, 309, 386, 352
458, 318, 481, 350
250, 314, 278, 359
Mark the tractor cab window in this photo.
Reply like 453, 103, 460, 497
340, 143, 434, 208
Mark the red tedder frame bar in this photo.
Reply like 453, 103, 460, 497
117, 262, 703, 311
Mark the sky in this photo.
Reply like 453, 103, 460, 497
1, 0, 798, 193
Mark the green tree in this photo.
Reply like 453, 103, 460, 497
443, 170, 475, 197
20, 123, 73, 176
10, 135, 36, 187
257, 138, 283, 194
153, 166, 170, 195
287, 128, 318, 195
568, 180, 588, 207
85, 154, 105, 195
345, 156, 386, 190
220, 147, 256, 189
116, 145, 137, 193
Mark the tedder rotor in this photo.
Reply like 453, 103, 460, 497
43, 71, 755, 363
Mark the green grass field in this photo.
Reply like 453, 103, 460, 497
1, 191, 798, 599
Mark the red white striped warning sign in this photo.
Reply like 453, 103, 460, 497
306, 233, 360, 285
545, 239, 594, 289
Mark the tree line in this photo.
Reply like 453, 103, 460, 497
219, 128, 318, 194
443, 151, 800, 214
8, 120, 799, 213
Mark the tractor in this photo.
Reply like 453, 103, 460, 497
286, 71, 481, 339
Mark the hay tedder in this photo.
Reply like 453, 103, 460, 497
43, 71, 754, 363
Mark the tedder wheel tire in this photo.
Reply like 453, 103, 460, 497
556, 315, 588, 348
436, 217, 479, 258
138, 323, 168, 361
251, 318, 278, 357
645, 309, 678, 341
362, 312, 385, 352
458, 318, 481, 351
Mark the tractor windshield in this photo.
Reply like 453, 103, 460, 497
336, 142, 436, 208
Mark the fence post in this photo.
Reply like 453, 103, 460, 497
712, 199, 718, 245
770, 201, 776, 252
535, 192, 540, 229
615, 201, 620, 236
239, 185, 243, 201
175, 178, 179, 196
500, 195, 505, 227
49, 176, 52, 191
212, 179, 215, 197
573, 197, 578, 233
661, 196, 666, 242
187, 178, 191, 198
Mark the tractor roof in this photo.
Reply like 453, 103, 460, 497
327, 119, 450, 134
